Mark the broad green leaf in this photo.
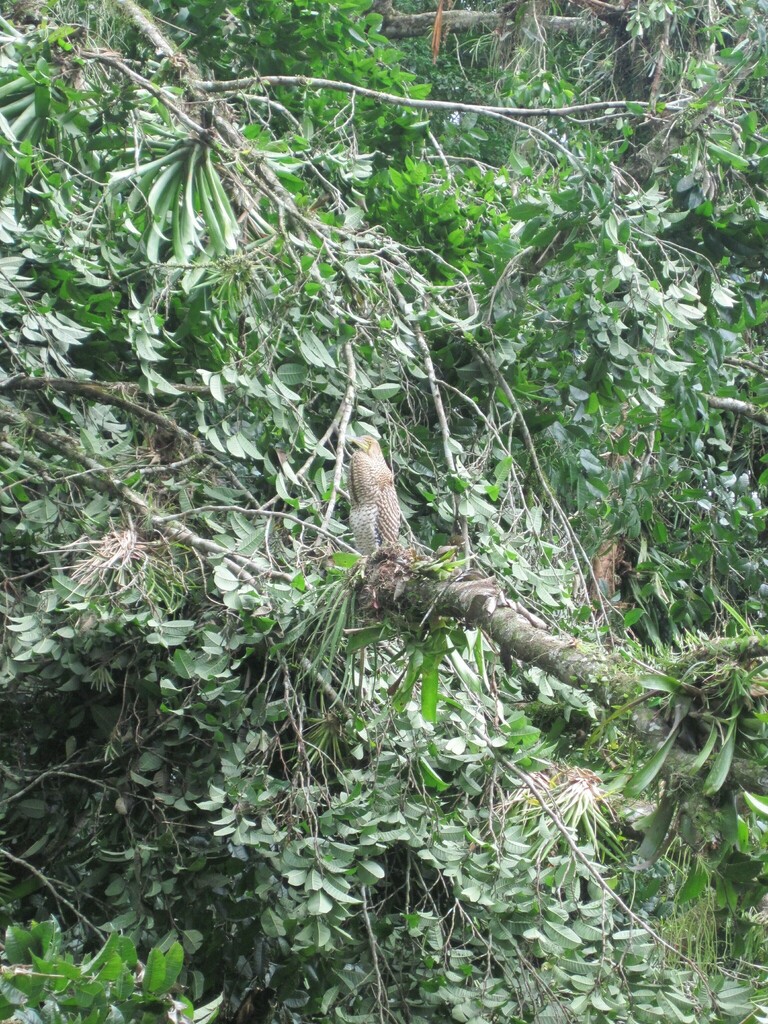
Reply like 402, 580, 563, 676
418, 757, 449, 792
357, 860, 385, 884
636, 673, 679, 693
678, 860, 709, 903
163, 942, 184, 991
636, 794, 676, 866
332, 552, 359, 568
141, 947, 166, 996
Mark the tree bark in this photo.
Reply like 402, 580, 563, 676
377, 8, 584, 39
357, 551, 768, 796
707, 394, 768, 428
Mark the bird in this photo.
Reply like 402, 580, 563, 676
348, 435, 401, 555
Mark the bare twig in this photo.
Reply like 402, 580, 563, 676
0, 848, 106, 939
473, 347, 607, 626
360, 886, 391, 1024
200, 74, 647, 121
321, 342, 358, 532
155, 505, 356, 552
415, 331, 470, 559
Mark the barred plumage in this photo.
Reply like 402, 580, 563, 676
348, 436, 400, 555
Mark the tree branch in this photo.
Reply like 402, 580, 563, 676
0, 373, 258, 502
1, 848, 106, 938
200, 74, 647, 121
0, 404, 290, 586
357, 552, 768, 795
376, 8, 587, 39
707, 394, 768, 428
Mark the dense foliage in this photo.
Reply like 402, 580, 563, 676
1, 0, 768, 1021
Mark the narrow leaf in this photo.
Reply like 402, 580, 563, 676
635, 794, 675, 866
702, 720, 736, 795
625, 729, 677, 797
690, 722, 718, 770
743, 791, 768, 818
421, 654, 440, 722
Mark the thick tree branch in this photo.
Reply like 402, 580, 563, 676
376, 8, 586, 39
707, 394, 768, 428
372, 557, 625, 699
358, 552, 768, 795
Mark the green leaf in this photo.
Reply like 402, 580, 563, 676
678, 860, 709, 903
357, 860, 385, 884
702, 720, 736, 795
636, 673, 679, 693
163, 942, 184, 991
226, 433, 246, 458
142, 947, 167, 995
421, 654, 440, 722
508, 201, 547, 220
332, 552, 360, 568
346, 625, 387, 651
393, 649, 423, 711
209, 374, 226, 404
371, 383, 401, 400
95, 953, 125, 983
706, 142, 749, 170
625, 729, 677, 797
5, 926, 32, 965
690, 723, 718, 770
307, 890, 334, 915
743, 791, 768, 818
622, 608, 644, 627
418, 757, 449, 791
636, 794, 676, 865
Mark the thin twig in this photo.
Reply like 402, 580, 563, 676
415, 331, 470, 559
321, 342, 358, 532
0, 849, 106, 939
360, 886, 391, 1024
473, 347, 607, 627
155, 505, 356, 552
200, 74, 648, 120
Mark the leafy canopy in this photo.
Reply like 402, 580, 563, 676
1, 0, 768, 1022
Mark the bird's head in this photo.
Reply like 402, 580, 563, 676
349, 435, 381, 455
